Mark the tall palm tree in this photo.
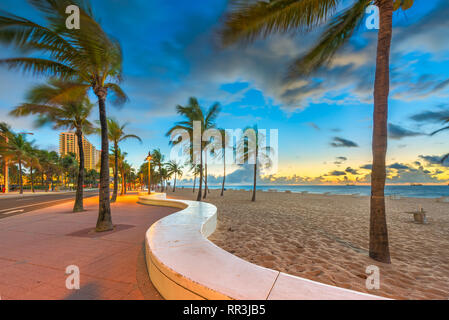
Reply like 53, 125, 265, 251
166, 97, 221, 201
0, 0, 127, 231
431, 120, 449, 162
239, 125, 272, 202
166, 160, 183, 192
10, 79, 94, 211
106, 118, 141, 202
220, 0, 415, 263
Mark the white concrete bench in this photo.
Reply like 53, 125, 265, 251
139, 194, 387, 300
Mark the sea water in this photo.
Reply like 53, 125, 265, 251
182, 184, 449, 199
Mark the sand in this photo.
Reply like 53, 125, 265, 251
169, 188, 449, 300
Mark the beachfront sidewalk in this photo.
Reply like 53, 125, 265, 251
0, 189, 98, 200
0, 193, 177, 300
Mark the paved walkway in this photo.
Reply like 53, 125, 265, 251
0, 193, 177, 300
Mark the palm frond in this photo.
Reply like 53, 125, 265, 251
0, 57, 76, 79
287, 0, 370, 78
220, 0, 340, 46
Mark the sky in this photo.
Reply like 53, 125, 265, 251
1, 0, 449, 185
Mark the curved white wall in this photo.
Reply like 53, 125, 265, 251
139, 194, 387, 300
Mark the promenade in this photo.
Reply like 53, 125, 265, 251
0, 193, 177, 300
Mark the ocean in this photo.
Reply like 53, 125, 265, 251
180, 184, 449, 199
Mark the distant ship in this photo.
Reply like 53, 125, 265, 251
345, 183, 356, 186
410, 183, 423, 186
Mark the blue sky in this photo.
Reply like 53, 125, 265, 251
1, 0, 449, 185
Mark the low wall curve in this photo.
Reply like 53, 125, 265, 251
139, 194, 387, 300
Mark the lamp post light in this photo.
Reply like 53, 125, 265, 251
146, 151, 152, 195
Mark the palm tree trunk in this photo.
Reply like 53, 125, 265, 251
73, 128, 85, 212
221, 152, 226, 196
369, 0, 392, 264
3, 158, 9, 193
203, 154, 208, 199
252, 162, 257, 202
120, 167, 125, 195
95, 89, 113, 232
18, 158, 23, 194
111, 142, 118, 202
197, 150, 203, 202
30, 166, 34, 193
193, 174, 196, 192
173, 174, 177, 192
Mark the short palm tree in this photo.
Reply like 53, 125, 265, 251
0, 122, 14, 193
24, 141, 41, 193
150, 148, 164, 191
0, 0, 127, 231
166, 97, 221, 201
190, 163, 201, 193
1, 133, 30, 194
106, 118, 141, 202
220, 0, 415, 263
10, 79, 94, 211
218, 129, 229, 197
166, 161, 183, 192
239, 125, 272, 202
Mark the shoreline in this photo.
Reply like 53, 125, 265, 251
169, 188, 449, 300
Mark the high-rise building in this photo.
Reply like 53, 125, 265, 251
59, 132, 99, 171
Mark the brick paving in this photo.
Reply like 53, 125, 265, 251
0, 193, 177, 300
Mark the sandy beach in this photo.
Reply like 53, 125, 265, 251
169, 188, 449, 300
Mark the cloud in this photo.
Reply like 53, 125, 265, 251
330, 137, 359, 148
388, 123, 422, 140
360, 164, 372, 170
410, 107, 449, 123
328, 170, 347, 176
333, 156, 348, 165
419, 154, 449, 167
306, 122, 320, 131
388, 163, 411, 170
345, 167, 358, 175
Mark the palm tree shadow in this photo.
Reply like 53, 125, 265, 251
64, 282, 100, 300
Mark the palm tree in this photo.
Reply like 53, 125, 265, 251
24, 142, 41, 193
61, 152, 78, 188
0, 0, 127, 231
149, 148, 164, 191
219, 129, 228, 196
166, 161, 183, 192
239, 125, 272, 202
220, 0, 415, 263
1, 133, 30, 194
106, 118, 141, 202
190, 163, 201, 193
0, 122, 14, 193
430, 120, 449, 162
166, 97, 221, 201
10, 79, 94, 211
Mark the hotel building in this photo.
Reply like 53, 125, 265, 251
59, 132, 100, 171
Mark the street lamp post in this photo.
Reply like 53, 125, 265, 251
146, 151, 152, 195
